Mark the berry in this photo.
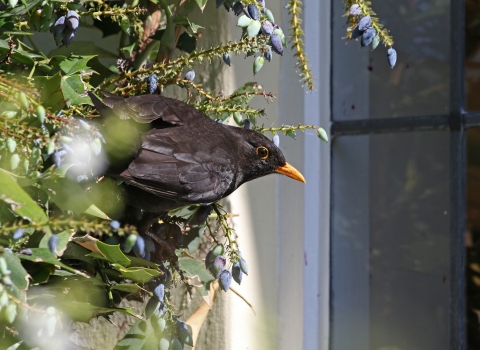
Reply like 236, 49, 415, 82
349, 4, 361, 16
48, 235, 58, 253
147, 74, 158, 94
52, 15, 66, 40
209, 255, 226, 278
184, 70, 195, 81
233, 1, 244, 15
66, 10, 79, 31
19, 249, 33, 255
122, 234, 137, 253
109, 220, 120, 231
153, 283, 165, 301
78, 119, 90, 130
133, 236, 146, 258
270, 34, 283, 55
237, 15, 252, 27
257, 0, 265, 7
371, 36, 380, 50
36, 105, 45, 124
222, 53, 231, 66
263, 8, 275, 22
216, 0, 226, 7
219, 270, 232, 291
247, 20, 261, 38
247, 4, 259, 20
176, 320, 193, 346
273, 134, 279, 147
232, 262, 243, 284
351, 25, 363, 40
63, 26, 75, 47
261, 20, 273, 35
145, 297, 160, 318
317, 128, 328, 142
361, 27, 376, 47
13, 228, 24, 240
239, 258, 248, 275
253, 56, 264, 75
243, 119, 251, 129
357, 16, 371, 31
387, 48, 397, 68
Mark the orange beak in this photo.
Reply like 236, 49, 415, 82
275, 162, 306, 183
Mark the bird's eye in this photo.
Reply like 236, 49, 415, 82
256, 146, 269, 160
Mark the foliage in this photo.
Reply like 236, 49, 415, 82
0, 0, 392, 348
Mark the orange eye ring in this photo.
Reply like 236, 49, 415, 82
256, 146, 269, 160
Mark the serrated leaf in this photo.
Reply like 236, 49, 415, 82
58, 55, 96, 75
96, 241, 131, 267
61, 75, 91, 107
193, 0, 208, 11
0, 169, 48, 225
113, 320, 158, 350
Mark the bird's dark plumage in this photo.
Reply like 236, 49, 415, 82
89, 92, 305, 230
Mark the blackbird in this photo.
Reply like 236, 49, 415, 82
89, 92, 305, 232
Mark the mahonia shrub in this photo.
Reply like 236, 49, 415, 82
0, 0, 393, 348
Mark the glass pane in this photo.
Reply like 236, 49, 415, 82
331, 131, 450, 349
467, 129, 480, 347
332, 0, 450, 120
466, 2, 480, 110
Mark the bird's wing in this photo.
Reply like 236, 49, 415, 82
119, 129, 237, 204
102, 93, 210, 127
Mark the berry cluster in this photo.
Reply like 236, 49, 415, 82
349, 4, 397, 68
219, 0, 286, 75
205, 244, 248, 291
52, 10, 80, 47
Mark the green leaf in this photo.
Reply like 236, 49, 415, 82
3, 250, 28, 290
193, 0, 208, 11
168, 204, 199, 219
37, 72, 64, 111
58, 301, 138, 323
112, 265, 161, 284
19, 248, 88, 277
174, 16, 203, 33
0, 169, 48, 225
178, 257, 214, 296
111, 284, 141, 293
114, 319, 158, 350
59, 55, 96, 75
62, 242, 97, 266
60, 75, 91, 107
96, 242, 131, 267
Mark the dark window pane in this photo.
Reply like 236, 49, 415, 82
332, 1, 450, 120
331, 131, 450, 349
466, 2, 480, 111
467, 129, 480, 347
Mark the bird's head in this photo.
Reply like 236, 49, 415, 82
234, 128, 305, 184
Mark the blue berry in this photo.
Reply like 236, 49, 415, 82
387, 48, 397, 68
270, 34, 283, 56
243, 119, 251, 129
261, 20, 273, 35
52, 15, 66, 40
219, 270, 232, 291
349, 4, 361, 16
153, 283, 165, 301
110, 220, 120, 231
222, 53, 231, 66
146, 74, 158, 94
133, 236, 145, 258
48, 235, 58, 253
357, 16, 371, 31
66, 10, 79, 31
239, 258, 248, 275
361, 27, 376, 47
247, 4, 259, 20
13, 228, 24, 240
273, 134, 279, 147
233, 1, 244, 15
232, 262, 243, 284
264, 46, 273, 62
184, 70, 195, 81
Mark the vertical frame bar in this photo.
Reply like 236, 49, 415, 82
450, 0, 466, 347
